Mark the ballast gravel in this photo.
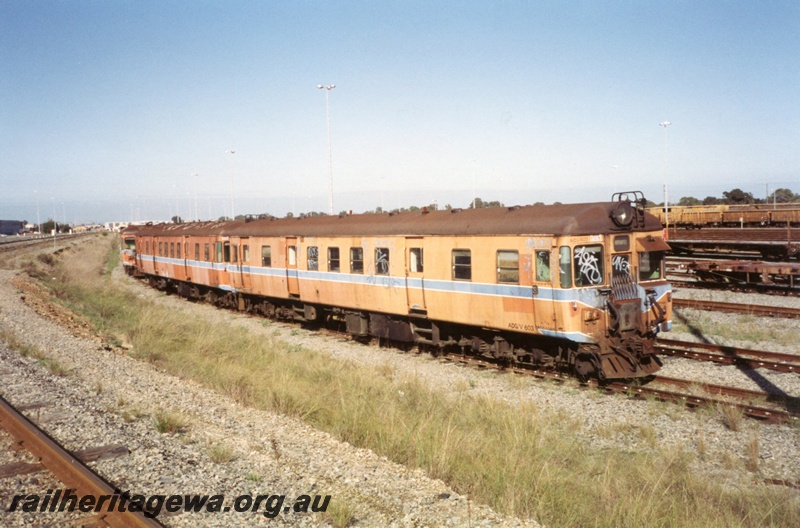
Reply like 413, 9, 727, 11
1, 263, 799, 527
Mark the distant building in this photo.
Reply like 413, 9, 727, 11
0, 220, 25, 236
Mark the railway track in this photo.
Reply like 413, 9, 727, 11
656, 338, 800, 373
672, 297, 800, 319
0, 393, 164, 527
435, 349, 798, 424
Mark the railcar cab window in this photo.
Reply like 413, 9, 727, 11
375, 248, 389, 275
535, 250, 551, 282
496, 250, 519, 284
639, 251, 664, 281
242, 245, 249, 263
307, 246, 319, 270
328, 247, 340, 272
452, 249, 471, 281
261, 246, 272, 267
350, 247, 364, 274
409, 248, 423, 273
573, 244, 604, 286
288, 246, 297, 266
223, 242, 231, 263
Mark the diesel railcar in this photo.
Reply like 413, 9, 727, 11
121, 192, 672, 381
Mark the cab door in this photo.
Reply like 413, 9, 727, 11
286, 237, 299, 296
404, 237, 426, 313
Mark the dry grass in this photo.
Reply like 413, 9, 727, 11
14, 235, 800, 528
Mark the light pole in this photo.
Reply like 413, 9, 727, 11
226, 149, 236, 220
659, 121, 671, 236
192, 173, 199, 221
317, 84, 336, 215
34, 190, 40, 235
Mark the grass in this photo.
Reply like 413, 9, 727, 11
14, 235, 800, 528
153, 408, 190, 434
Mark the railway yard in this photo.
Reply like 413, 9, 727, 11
1, 234, 799, 526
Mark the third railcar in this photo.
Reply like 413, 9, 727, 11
122, 192, 672, 381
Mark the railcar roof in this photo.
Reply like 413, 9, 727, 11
134, 201, 661, 238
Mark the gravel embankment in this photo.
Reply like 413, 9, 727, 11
1, 264, 799, 527
0, 268, 538, 527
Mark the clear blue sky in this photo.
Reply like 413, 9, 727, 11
2, 1, 798, 224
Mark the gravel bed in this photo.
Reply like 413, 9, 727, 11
1, 263, 799, 527
0, 268, 537, 527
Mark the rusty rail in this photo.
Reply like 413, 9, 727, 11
656, 338, 800, 373
673, 298, 800, 319
0, 393, 164, 528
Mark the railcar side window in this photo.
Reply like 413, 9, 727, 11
328, 247, 340, 272
146, 241, 149, 254
261, 246, 272, 267
612, 254, 631, 276
223, 242, 231, 263
288, 246, 297, 266
410, 248, 423, 273
176, 243, 181, 259
350, 247, 364, 274
307, 246, 319, 270
158, 242, 163, 256
216, 242, 223, 262
195, 243, 200, 261
171, 243, 175, 258
375, 248, 389, 275
639, 251, 664, 281
232, 245, 238, 263
535, 250, 551, 282
496, 250, 519, 284
559, 246, 572, 288
242, 245, 249, 263
573, 244, 604, 286
452, 249, 471, 281
204, 243, 210, 261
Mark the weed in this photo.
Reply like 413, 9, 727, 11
719, 404, 744, 432
153, 409, 190, 434
207, 441, 236, 464
324, 498, 356, 528
745, 433, 760, 473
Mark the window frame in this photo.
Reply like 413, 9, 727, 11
261, 245, 272, 267
452, 249, 472, 281
350, 247, 364, 274
496, 250, 519, 284
327, 247, 340, 272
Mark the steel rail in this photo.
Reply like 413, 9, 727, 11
655, 338, 800, 373
597, 380, 796, 424
0, 393, 164, 528
438, 352, 797, 424
673, 298, 800, 319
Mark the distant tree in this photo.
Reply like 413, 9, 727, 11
722, 188, 755, 204
470, 197, 505, 209
678, 196, 702, 206
532, 201, 545, 206
702, 196, 722, 205
217, 216, 230, 221
552, 201, 562, 205
769, 188, 798, 203
171, 216, 183, 224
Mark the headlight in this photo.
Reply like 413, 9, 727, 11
610, 202, 634, 227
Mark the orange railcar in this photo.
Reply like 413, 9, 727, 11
125, 193, 671, 380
